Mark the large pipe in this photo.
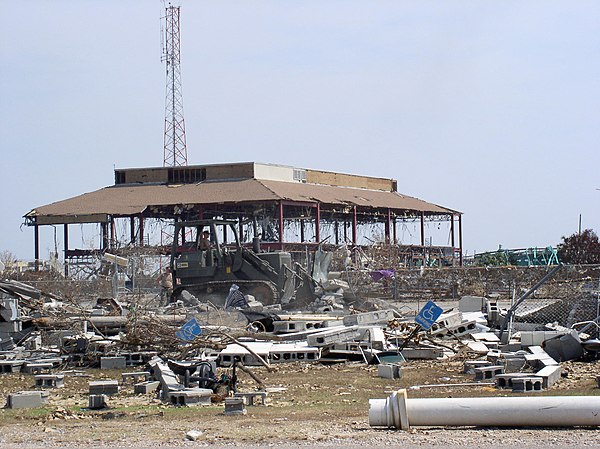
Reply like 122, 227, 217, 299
369, 389, 600, 430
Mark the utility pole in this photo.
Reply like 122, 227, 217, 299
162, 3, 188, 167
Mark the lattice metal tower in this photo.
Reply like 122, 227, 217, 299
162, 4, 188, 167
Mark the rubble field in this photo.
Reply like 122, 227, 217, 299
2, 263, 600, 448
0, 359, 599, 448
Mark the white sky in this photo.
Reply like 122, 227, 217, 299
1, 1, 599, 260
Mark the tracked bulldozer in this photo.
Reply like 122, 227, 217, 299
170, 219, 315, 307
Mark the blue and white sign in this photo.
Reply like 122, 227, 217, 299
175, 317, 202, 342
414, 300, 443, 330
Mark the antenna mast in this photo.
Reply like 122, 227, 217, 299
162, 3, 188, 167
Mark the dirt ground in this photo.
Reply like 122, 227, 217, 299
1, 357, 599, 448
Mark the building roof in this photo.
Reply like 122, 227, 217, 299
25, 178, 457, 225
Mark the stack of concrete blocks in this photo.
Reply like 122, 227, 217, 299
89, 380, 120, 395
0, 298, 21, 350
378, 363, 402, 379
217, 342, 272, 367
6, 390, 49, 409
495, 372, 536, 389
485, 300, 501, 326
100, 356, 127, 370
34, 374, 64, 388
224, 397, 247, 415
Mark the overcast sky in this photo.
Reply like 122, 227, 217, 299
1, 1, 599, 260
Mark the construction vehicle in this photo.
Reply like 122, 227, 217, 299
170, 219, 314, 306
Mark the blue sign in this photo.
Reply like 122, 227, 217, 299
415, 300, 443, 330
175, 317, 202, 342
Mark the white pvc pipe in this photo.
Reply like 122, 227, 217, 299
369, 389, 600, 430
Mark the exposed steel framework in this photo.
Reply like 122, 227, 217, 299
162, 5, 188, 167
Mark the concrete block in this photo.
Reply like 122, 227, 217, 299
343, 310, 395, 326
401, 348, 444, 360
269, 343, 320, 364
167, 388, 212, 406
34, 374, 64, 388
233, 391, 268, 406
100, 356, 127, 370
224, 397, 247, 415
474, 365, 504, 380
306, 326, 361, 347
0, 360, 24, 373
459, 296, 486, 313
464, 360, 492, 374
429, 312, 462, 334
273, 320, 309, 334
88, 394, 108, 410
0, 337, 16, 351
511, 376, 543, 393
24, 362, 54, 374
6, 390, 48, 409
377, 363, 402, 379
121, 371, 151, 384
89, 380, 119, 395
134, 380, 160, 395
503, 356, 527, 373
535, 365, 563, 389
495, 373, 533, 389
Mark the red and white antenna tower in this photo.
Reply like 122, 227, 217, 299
162, 3, 188, 167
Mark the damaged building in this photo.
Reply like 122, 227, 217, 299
23, 162, 462, 276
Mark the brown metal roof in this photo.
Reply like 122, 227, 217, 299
26, 178, 457, 225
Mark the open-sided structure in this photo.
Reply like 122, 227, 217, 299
24, 162, 462, 272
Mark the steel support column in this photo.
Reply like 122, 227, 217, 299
458, 214, 463, 266
278, 201, 284, 245
34, 224, 40, 271
393, 217, 397, 244
334, 221, 339, 245
300, 219, 305, 243
420, 212, 425, 246
139, 216, 144, 246
385, 209, 391, 244
101, 222, 108, 250
352, 206, 357, 245
315, 203, 321, 243
63, 224, 69, 277
130, 217, 136, 244
450, 214, 456, 266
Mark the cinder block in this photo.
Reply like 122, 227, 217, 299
495, 373, 533, 389
89, 380, 119, 395
121, 371, 151, 384
512, 376, 543, 393
377, 363, 402, 379
6, 390, 48, 409
167, 388, 212, 406
307, 326, 361, 347
24, 362, 54, 374
463, 360, 492, 374
401, 348, 444, 360
459, 296, 486, 313
88, 394, 108, 410
134, 381, 160, 395
343, 310, 395, 326
474, 365, 504, 380
233, 391, 268, 406
0, 360, 24, 373
535, 365, 563, 389
100, 356, 127, 370
224, 397, 247, 415
34, 374, 64, 388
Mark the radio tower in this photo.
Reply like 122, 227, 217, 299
162, 3, 188, 167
